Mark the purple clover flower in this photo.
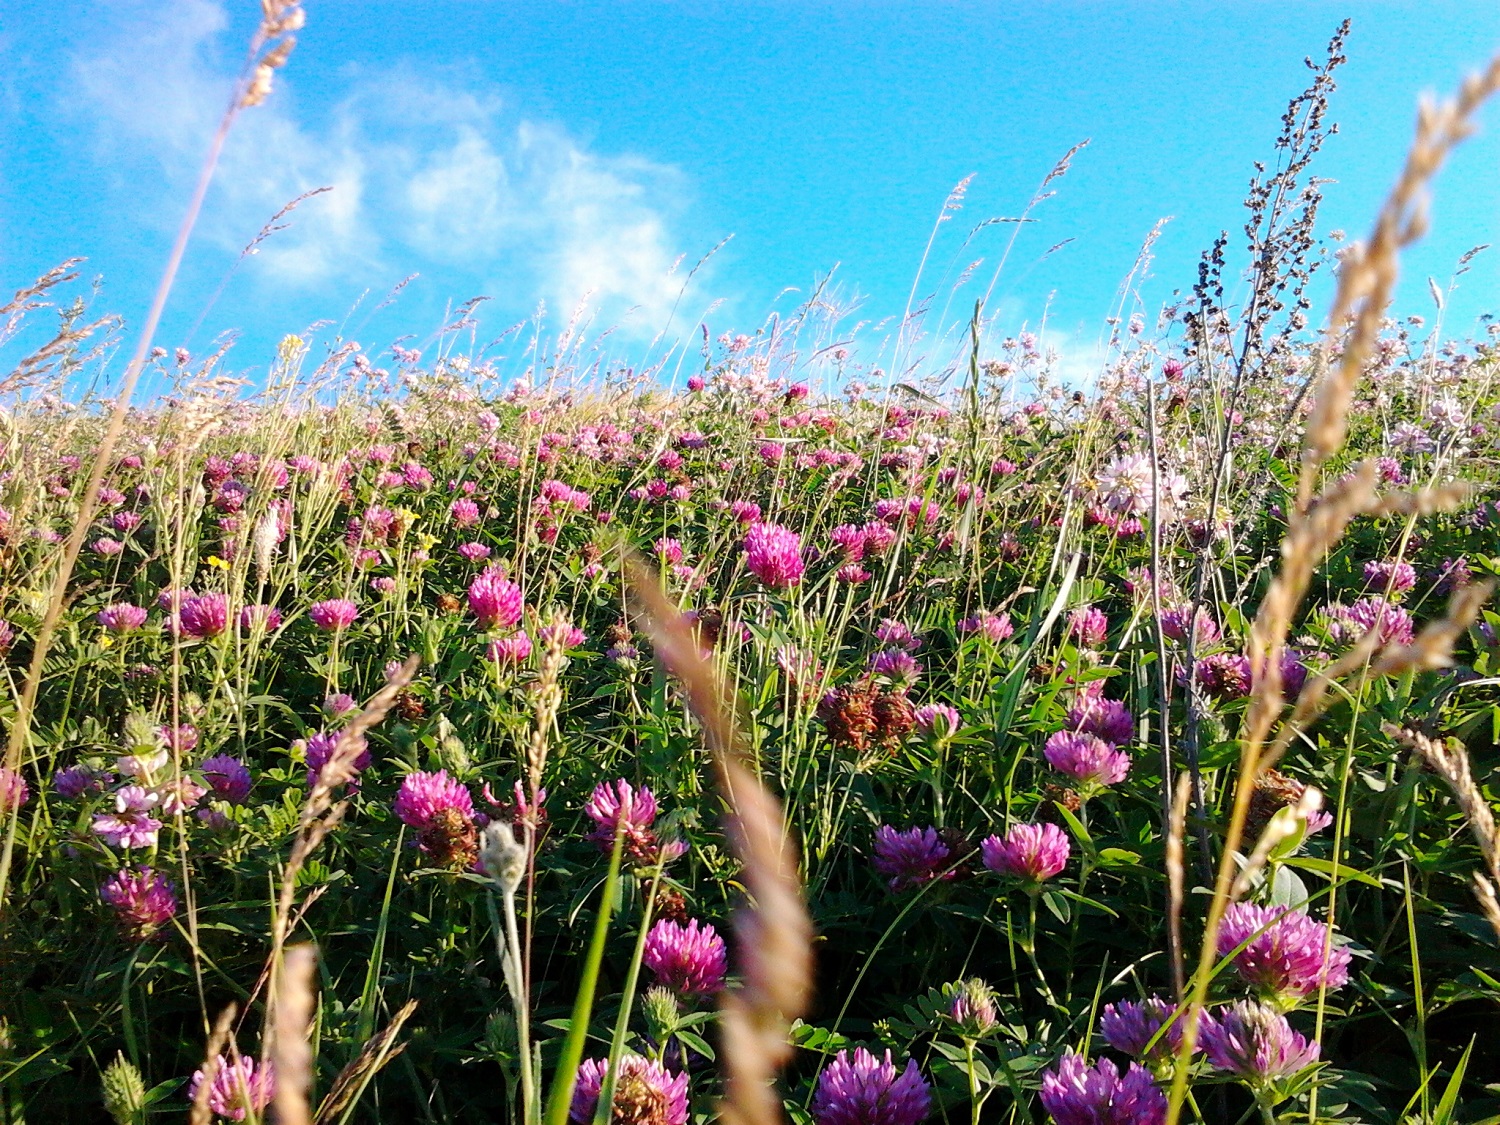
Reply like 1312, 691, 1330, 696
100, 866, 177, 941
178, 593, 229, 638
1217, 903, 1352, 1000
188, 1055, 276, 1122
1067, 692, 1134, 746
303, 730, 370, 787
308, 598, 359, 632
947, 978, 997, 1034
871, 825, 952, 892
55, 764, 107, 799
875, 619, 922, 652
1067, 607, 1109, 649
1190, 653, 1253, 700
468, 567, 524, 630
0, 767, 29, 811
238, 604, 283, 632
1039, 1051, 1167, 1125
97, 603, 149, 633
1201, 1001, 1320, 1084
569, 1055, 688, 1125
1043, 731, 1130, 787
980, 822, 1070, 883
913, 704, 961, 739
393, 770, 475, 829
1160, 605, 1220, 647
201, 755, 253, 804
957, 611, 1013, 642
1363, 559, 1417, 596
488, 632, 534, 664
1100, 997, 1195, 1060
811, 1047, 930, 1125
743, 522, 805, 589
643, 917, 728, 997
585, 779, 684, 866
869, 648, 921, 686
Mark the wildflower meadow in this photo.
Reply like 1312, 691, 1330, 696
3, 8, 1500, 1125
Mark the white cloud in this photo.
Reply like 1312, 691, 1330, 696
64, 0, 698, 337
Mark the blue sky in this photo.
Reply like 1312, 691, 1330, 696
2, 2, 1499, 391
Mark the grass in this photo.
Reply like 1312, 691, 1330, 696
3, 7, 1500, 1125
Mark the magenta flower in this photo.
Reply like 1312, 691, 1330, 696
178, 593, 229, 638
875, 619, 922, 652
980, 822, 1070, 883
1066, 606, 1109, 649
1190, 653, 1253, 700
947, 978, 998, 1034
308, 598, 359, 632
539, 623, 587, 648
1217, 903, 1351, 1000
569, 1055, 688, 1125
451, 498, 481, 526
201, 755, 252, 804
238, 603, 283, 632
861, 522, 898, 555
1100, 997, 1196, 1060
1043, 730, 1130, 787
160, 723, 200, 754
743, 522, 805, 589
97, 603, 149, 633
1160, 605, 1220, 647
811, 1047, 930, 1125
1325, 596, 1415, 646
394, 770, 475, 829
458, 541, 491, 562
0, 767, 28, 810
1067, 693, 1134, 747
830, 523, 866, 559
157, 776, 207, 815
468, 567, 524, 629
1363, 559, 1417, 596
643, 917, 728, 996
1201, 1001, 1320, 1084
729, 499, 762, 524
188, 1055, 276, 1122
487, 632, 534, 664
1039, 1051, 1167, 1125
584, 779, 683, 865
871, 825, 952, 892
304, 730, 371, 787
957, 611, 1013, 643
869, 648, 921, 686
100, 866, 177, 941
914, 704, 961, 739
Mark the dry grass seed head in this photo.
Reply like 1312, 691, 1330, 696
623, 551, 812, 1125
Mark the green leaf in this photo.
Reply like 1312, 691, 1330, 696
1282, 856, 1384, 888
1433, 1038, 1473, 1125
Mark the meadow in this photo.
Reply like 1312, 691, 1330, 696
3, 10, 1500, 1125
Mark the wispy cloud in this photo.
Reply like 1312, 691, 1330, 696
65, 0, 700, 337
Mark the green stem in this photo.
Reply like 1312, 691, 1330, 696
592, 867, 663, 1125
543, 827, 626, 1125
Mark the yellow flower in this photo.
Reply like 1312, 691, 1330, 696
205, 555, 231, 571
